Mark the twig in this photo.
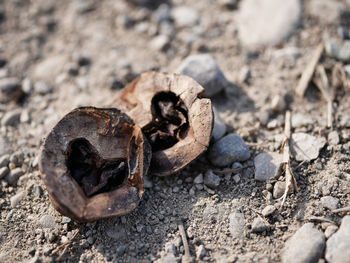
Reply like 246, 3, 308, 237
313, 65, 334, 128
305, 216, 335, 224
212, 167, 242, 174
178, 220, 194, 263
279, 111, 297, 209
296, 43, 324, 97
332, 206, 350, 213
51, 230, 79, 258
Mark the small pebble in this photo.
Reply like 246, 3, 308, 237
262, 205, 276, 217
251, 217, 268, 233
10, 191, 25, 208
229, 211, 245, 239
34, 81, 53, 94
0, 154, 10, 167
0, 167, 9, 179
324, 225, 338, 239
196, 244, 207, 259
290, 133, 326, 162
5, 168, 23, 185
273, 181, 285, 199
203, 170, 221, 189
212, 107, 226, 141
320, 196, 339, 210
233, 174, 240, 183
327, 131, 340, 145
39, 215, 57, 229
326, 216, 350, 263
1, 109, 22, 127
194, 173, 203, 184
254, 152, 283, 181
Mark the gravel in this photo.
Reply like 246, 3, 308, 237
325, 215, 350, 263
203, 170, 220, 189
290, 133, 326, 162
208, 133, 250, 167
5, 168, 23, 185
251, 217, 268, 233
282, 223, 325, 263
176, 54, 228, 97
254, 152, 283, 181
320, 196, 339, 210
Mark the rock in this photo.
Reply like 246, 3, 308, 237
176, 54, 228, 97
144, 177, 153, 188
1, 109, 21, 126
203, 170, 220, 189
233, 174, 240, 183
10, 191, 25, 208
0, 154, 10, 167
39, 215, 57, 229
291, 113, 314, 128
340, 115, 350, 128
62, 217, 71, 224
196, 245, 207, 259
0, 167, 9, 179
308, 0, 346, 24
20, 109, 30, 123
273, 181, 285, 199
290, 133, 326, 162
236, 0, 301, 46
32, 185, 43, 197
325, 225, 338, 239
150, 35, 170, 51
171, 6, 199, 27
320, 196, 339, 210
10, 152, 24, 167
271, 95, 286, 113
254, 152, 283, 181
261, 205, 276, 217
194, 173, 204, 184
34, 81, 53, 95
251, 217, 268, 233
33, 55, 67, 83
229, 211, 245, 239
5, 168, 23, 185
258, 109, 270, 126
209, 133, 250, 167
325, 39, 350, 62
328, 131, 340, 145
282, 223, 325, 263
153, 4, 171, 24
0, 78, 24, 103
212, 107, 226, 141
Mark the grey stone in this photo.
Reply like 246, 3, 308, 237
150, 35, 170, 51
171, 6, 199, 27
203, 170, 220, 189
229, 211, 245, 239
271, 95, 286, 113
238, 66, 251, 84
10, 152, 24, 167
0, 154, 10, 167
193, 173, 203, 184
61, 217, 71, 224
10, 191, 25, 208
209, 133, 250, 167
324, 225, 338, 239
282, 223, 325, 263
273, 181, 285, 199
328, 131, 340, 145
1, 109, 21, 126
291, 114, 314, 128
212, 107, 226, 141
320, 196, 339, 210
254, 152, 283, 181
39, 215, 57, 229
237, 0, 301, 46
308, 0, 345, 24
196, 245, 207, 259
144, 177, 153, 188
0, 78, 24, 103
233, 174, 241, 183
325, 39, 350, 62
32, 185, 43, 197
258, 109, 270, 126
0, 167, 9, 179
290, 133, 326, 162
340, 115, 350, 128
5, 168, 23, 185
153, 4, 171, 24
262, 205, 276, 217
177, 54, 228, 97
251, 217, 268, 233
34, 81, 53, 94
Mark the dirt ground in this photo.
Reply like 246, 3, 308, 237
0, 0, 350, 262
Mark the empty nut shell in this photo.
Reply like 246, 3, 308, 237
39, 107, 151, 222
115, 72, 213, 176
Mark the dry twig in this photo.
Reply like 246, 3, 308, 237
51, 230, 79, 259
279, 111, 297, 208
178, 220, 194, 263
332, 206, 350, 214
306, 216, 336, 224
296, 44, 324, 97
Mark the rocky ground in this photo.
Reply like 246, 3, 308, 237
0, 0, 350, 262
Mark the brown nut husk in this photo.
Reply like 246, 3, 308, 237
39, 107, 151, 222
115, 72, 213, 176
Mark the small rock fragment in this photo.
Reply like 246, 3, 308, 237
229, 211, 245, 239
282, 223, 325, 263
327, 131, 339, 146
320, 196, 339, 210
308, 0, 345, 24
262, 205, 276, 217
150, 35, 170, 51
0, 78, 24, 103
273, 181, 285, 199
10, 191, 25, 208
291, 113, 314, 128
34, 81, 53, 95
209, 133, 250, 167
171, 6, 200, 27
203, 170, 220, 189
325, 39, 350, 62
254, 152, 283, 181
5, 168, 23, 185
212, 107, 226, 141
290, 133, 326, 162
233, 174, 240, 183
177, 54, 228, 96
325, 225, 338, 239
0, 136, 11, 160
251, 217, 268, 233
1, 109, 21, 127
196, 245, 207, 259
0, 167, 9, 179
271, 95, 286, 113
0, 154, 10, 167
194, 173, 204, 184
39, 215, 57, 229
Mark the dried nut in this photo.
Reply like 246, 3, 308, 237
115, 72, 214, 176
39, 107, 151, 222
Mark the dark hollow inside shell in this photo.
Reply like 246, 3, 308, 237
142, 91, 189, 152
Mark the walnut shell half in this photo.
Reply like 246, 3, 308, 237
39, 107, 151, 222
115, 72, 213, 176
